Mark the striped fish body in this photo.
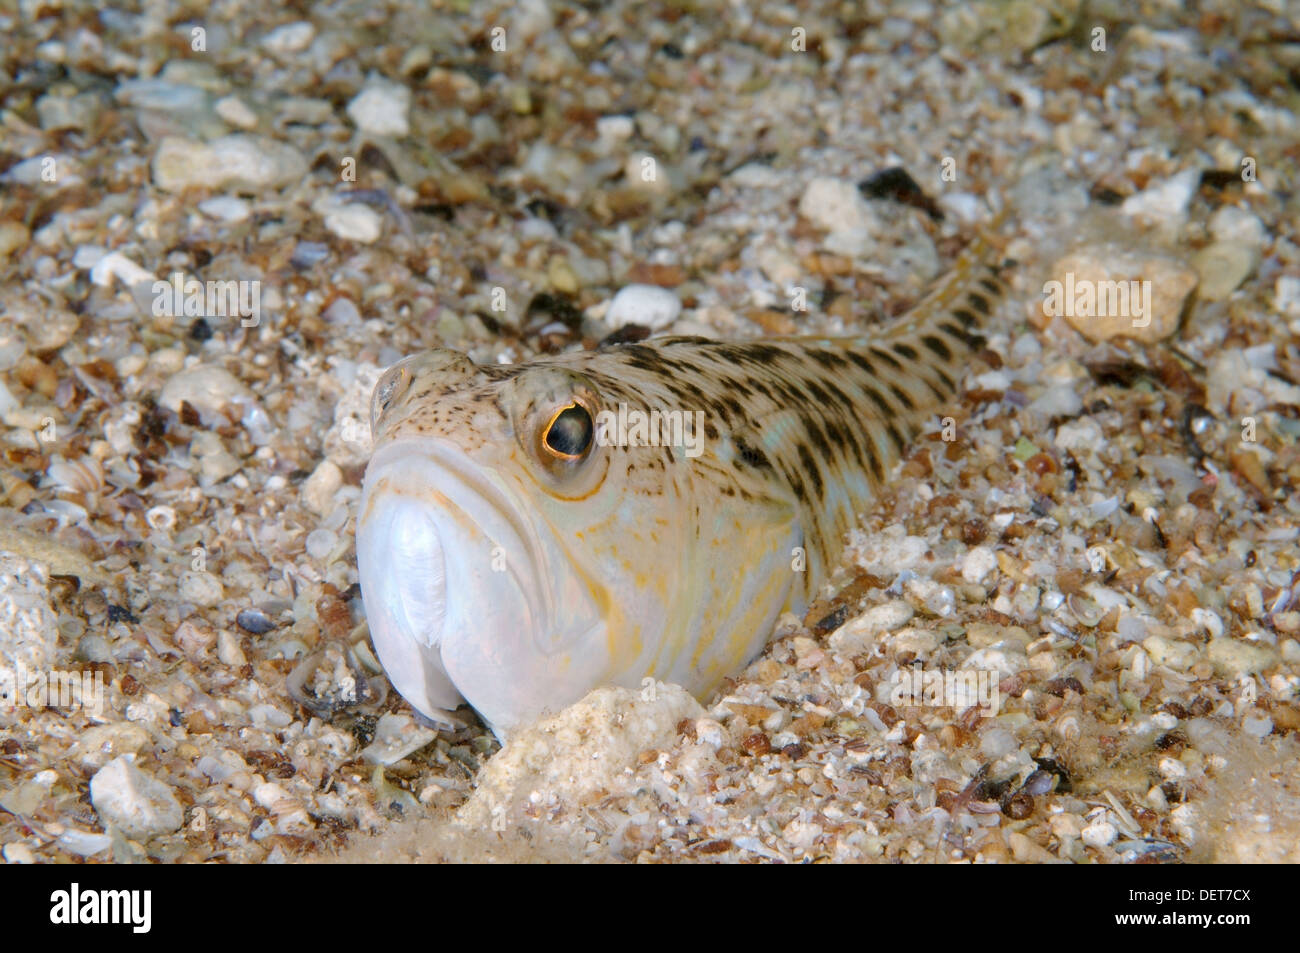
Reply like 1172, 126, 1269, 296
356, 235, 1007, 736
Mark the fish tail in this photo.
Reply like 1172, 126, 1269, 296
849, 208, 1014, 414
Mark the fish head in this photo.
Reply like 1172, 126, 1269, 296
356, 349, 631, 735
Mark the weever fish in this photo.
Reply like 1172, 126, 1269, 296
356, 218, 1011, 737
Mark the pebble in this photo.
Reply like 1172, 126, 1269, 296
235, 608, 275, 636
158, 364, 255, 424
961, 545, 999, 585
217, 629, 247, 667
1193, 242, 1255, 301
604, 284, 681, 330
74, 723, 150, 769
1208, 637, 1277, 678
2, 843, 35, 864
1045, 246, 1196, 343
347, 79, 411, 137
197, 196, 252, 223
302, 460, 343, 517
828, 600, 914, 655
178, 571, 224, 608
261, 21, 316, 56
361, 713, 438, 765
1275, 275, 1300, 318
0, 554, 59, 686
1120, 168, 1199, 223
89, 755, 184, 839
1081, 819, 1118, 849
153, 135, 307, 193
322, 203, 383, 243
0, 222, 30, 261
305, 528, 338, 562
798, 177, 882, 258
214, 95, 259, 130
88, 250, 155, 289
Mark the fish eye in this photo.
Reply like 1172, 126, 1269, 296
541, 402, 594, 460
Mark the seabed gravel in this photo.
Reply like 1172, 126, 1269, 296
0, 0, 1298, 863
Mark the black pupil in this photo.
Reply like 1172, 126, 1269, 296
545, 404, 593, 457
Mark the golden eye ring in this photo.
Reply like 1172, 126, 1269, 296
541, 401, 595, 461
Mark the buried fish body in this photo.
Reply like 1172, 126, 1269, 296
356, 227, 1010, 737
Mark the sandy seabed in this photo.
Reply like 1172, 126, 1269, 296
1, 0, 1299, 863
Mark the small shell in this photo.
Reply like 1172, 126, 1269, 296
46, 455, 103, 493
145, 505, 177, 531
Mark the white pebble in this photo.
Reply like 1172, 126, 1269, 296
214, 95, 259, 129
323, 204, 383, 243
305, 528, 338, 562
178, 571, 224, 607
961, 545, 998, 585
347, 79, 411, 137
605, 284, 681, 330
1120, 168, 1199, 222
261, 21, 316, 55
1080, 819, 1118, 848
798, 177, 881, 257
197, 196, 251, 223
89, 755, 184, 839
302, 459, 343, 517
89, 251, 154, 289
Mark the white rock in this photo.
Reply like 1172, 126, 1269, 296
89, 755, 184, 839
1081, 819, 1118, 848
0, 554, 59, 709
456, 683, 704, 829
217, 629, 246, 667
74, 723, 150, 769
1120, 168, 1199, 222
322, 203, 383, 243
2, 843, 34, 863
215, 95, 259, 129
961, 545, 999, 585
346, 79, 411, 137
829, 601, 915, 655
362, 713, 438, 765
1054, 417, 1104, 452
57, 828, 113, 856
1208, 205, 1266, 248
302, 459, 343, 517
89, 251, 155, 289
605, 283, 681, 330
1275, 275, 1300, 317
178, 570, 223, 607
158, 364, 255, 425
798, 177, 881, 257
197, 195, 251, 223
153, 135, 307, 193
261, 21, 316, 55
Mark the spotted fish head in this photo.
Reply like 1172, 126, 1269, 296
357, 349, 638, 735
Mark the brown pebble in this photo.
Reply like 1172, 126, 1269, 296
741, 732, 771, 756
120, 673, 141, 696
961, 518, 986, 545
781, 742, 807, 759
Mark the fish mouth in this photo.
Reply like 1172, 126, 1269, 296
356, 438, 546, 725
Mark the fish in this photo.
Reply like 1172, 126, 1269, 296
355, 222, 1010, 737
